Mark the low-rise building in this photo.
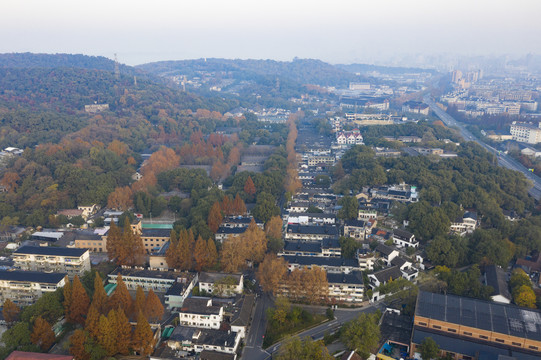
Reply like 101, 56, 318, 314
450, 211, 478, 235
167, 326, 241, 355
368, 265, 404, 288
375, 243, 400, 266
393, 229, 418, 248
198, 273, 244, 297
0, 270, 66, 305
411, 291, 541, 358
280, 255, 360, 274
357, 249, 376, 271
108, 267, 197, 308
74, 230, 107, 252
484, 265, 511, 304
140, 229, 170, 253
343, 219, 375, 241
285, 224, 339, 241
287, 212, 336, 225
179, 298, 224, 329
510, 122, 541, 144
327, 271, 364, 303
215, 227, 246, 243
12, 246, 90, 279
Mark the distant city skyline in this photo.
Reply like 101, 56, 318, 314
2, 0, 540, 67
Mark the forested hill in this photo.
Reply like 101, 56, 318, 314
137, 58, 362, 87
0, 53, 239, 149
0, 53, 137, 75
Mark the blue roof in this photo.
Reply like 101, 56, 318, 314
14, 246, 87, 257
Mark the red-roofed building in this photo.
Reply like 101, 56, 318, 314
6, 351, 74, 360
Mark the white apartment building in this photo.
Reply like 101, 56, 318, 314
198, 272, 243, 297
12, 246, 90, 278
510, 122, 541, 144
178, 298, 224, 329
0, 270, 66, 305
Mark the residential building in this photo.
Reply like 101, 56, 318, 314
411, 291, 541, 358
6, 352, 74, 360
12, 246, 90, 278
279, 239, 341, 257
327, 271, 364, 303
285, 224, 339, 241
140, 229, 170, 253
510, 122, 541, 144
228, 295, 255, 338
358, 209, 378, 221
357, 249, 376, 271
484, 265, 512, 304
215, 227, 246, 243
198, 272, 244, 297
393, 229, 418, 248
450, 211, 478, 235
0, 270, 66, 305
178, 298, 224, 329
371, 184, 419, 203
30, 231, 64, 242
402, 101, 430, 115
108, 267, 197, 308
74, 230, 107, 252
287, 212, 336, 225
343, 219, 375, 241
220, 217, 263, 229
280, 255, 360, 274
375, 243, 400, 266
307, 155, 335, 167
368, 266, 404, 288
167, 326, 241, 355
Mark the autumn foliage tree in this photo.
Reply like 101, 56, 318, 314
285, 267, 329, 304
257, 254, 288, 295
107, 186, 133, 211
208, 201, 223, 233
144, 289, 164, 322
66, 275, 90, 325
132, 311, 154, 355
85, 304, 100, 339
194, 235, 218, 271
91, 273, 108, 314
97, 313, 117, 356
240, 219, 267, 264
165, 229, 193, 270
233, 193, 247, 215
220, 236, 247, 273
3, 299, 20, 325
106, 222, 146, 266
69, 329, 90, 360
30, 316, 56, 351
109, 274, 132, 316
244, 176, 256, 197
265, 216, 283, 241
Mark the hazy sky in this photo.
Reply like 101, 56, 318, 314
1, 0, 540, 66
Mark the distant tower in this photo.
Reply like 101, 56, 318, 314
275, 77, 280, 91
133, 76, 137, 86
114, 53, 120, 79
182, 75, 187, 92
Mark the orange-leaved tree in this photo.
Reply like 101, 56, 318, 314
2, 299, 20, 325
132, 310, 154, 355
67, 275, 90, 325
144, 289, 164, 323
256, 254, 288, 295
30, 316, 56, 351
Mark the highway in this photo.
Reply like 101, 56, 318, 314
424, 95, 541, 200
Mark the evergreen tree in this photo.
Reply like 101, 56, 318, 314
132, 310, 154, 355
68, 275, 90, 325
30, 316, 56, 351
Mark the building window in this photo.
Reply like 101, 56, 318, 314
463, 332, 472, 336
495, 338, 504, 343
512, 342, 521, 346
479, 335, 488, 340
529, 345, 538, 350
447, 328, 456, 333
432, 325, 441, 330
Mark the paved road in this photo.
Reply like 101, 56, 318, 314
242, 292, 273, 360
424, 95, 541, 200
263, 305, 380, 358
